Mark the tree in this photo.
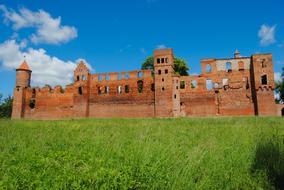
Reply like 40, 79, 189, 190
275, 67, 284, 103
141, 56, 189, 76
0, 94, 13, 118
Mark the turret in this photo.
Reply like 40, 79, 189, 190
12, 60, 32, 119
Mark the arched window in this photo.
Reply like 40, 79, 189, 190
125, 73, 129, 79
118, 73, 122, 80
165, 58, 168, 63
158, 70, 161, 75
261, 75, 268, 85
105, 74, 109, 81
191, 80, 197, 89
104, 86, 109, 94
161, 58, 165, 63
138, 71, 143, 78
98, 87, 102, 94
165, 69, 168, 74
226, 62, 232, 72
157, 58, 160, 64
78, 87, 83, 95
98, 75, 103, 81
180, 81, 185, 89
82, 75, 87, 81
125, 85, 129, 93
206, 79, 213, 90
137, 80, 143, 93
117, 86, 122, 94
206, 64, 212, 73
76, 75, 80, 81
214, 82, 219, 88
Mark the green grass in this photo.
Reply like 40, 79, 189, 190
0, 117, 284, 189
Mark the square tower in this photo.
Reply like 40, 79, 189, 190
251, 54, 276, 115
154, 48, 180, 117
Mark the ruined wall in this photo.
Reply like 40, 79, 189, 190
88, 70, 155, 118
12, 49, 280, 120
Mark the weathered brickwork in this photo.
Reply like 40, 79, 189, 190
12, 48, 281, 119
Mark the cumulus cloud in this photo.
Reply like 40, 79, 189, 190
156, 44, 166, 49
0, 5, 77, 45
0, 40, 90, 87
258, 24, 276, 46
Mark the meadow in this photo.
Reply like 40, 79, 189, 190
0, 117, 284, 189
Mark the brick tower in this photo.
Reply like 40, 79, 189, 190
251, 54, 276, 115
12, 60, 32, 119
154, 48, 180, 117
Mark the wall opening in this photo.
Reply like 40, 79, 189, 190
180, 81, 185, 89
151, 83, 155, 91
206, 64, 212, 73
261, 75, 268, 85
82, 75, 87, 81
191, 80, 197, 89
174, 94, 176, 99
76, 75, 80, 81
117, 86, 122, 94
158, 70, 161, 75
165, 58, 168, 63
261, 59, 267, 68
105, 74, 109, 81
104, 86, 109, 94
98, 87, 102, 94
98, 75, 103, 81
138, 71, 143, 78
214, 82, 219, 88
78, 87, 83, 95
137, 80, 143, 93
157, 58, 160, 64
165, 69, 168, 74
125, 85, 129, 93
125, 73, 129, 79
161, 58, 165, 63
226, 62, 232, 72
162, 87, 165, 91
29, 99, 35, 109
118, 73, 122, 80
162, 78, 164, 82
282, 108, 284, 116
206, 79, 213, 90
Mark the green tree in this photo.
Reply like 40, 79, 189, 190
275, 67, 284, 103
141, 56, 189, 76
0, 94, 13, 118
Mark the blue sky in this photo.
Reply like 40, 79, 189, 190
0, 0, 283, 97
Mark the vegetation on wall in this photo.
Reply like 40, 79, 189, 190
141, 56, 189, 76
0, 94, 12, 118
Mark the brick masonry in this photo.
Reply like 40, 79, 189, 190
11, 48, 282, 119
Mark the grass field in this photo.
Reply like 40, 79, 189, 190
0, 117, 284, 189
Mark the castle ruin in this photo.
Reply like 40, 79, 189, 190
12, 48, 283, 119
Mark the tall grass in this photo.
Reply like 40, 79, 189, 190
0, 117, 283, 189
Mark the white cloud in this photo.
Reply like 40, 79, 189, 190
156, 44, 166, 49
258, 24, 276, 46
0, 5, 77, 45
274, 72, 282, 83
0, 40, 90, 87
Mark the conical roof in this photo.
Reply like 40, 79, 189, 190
17, 60, 31, 71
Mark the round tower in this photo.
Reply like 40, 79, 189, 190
15, 60, 32, 88
12, 60, 32, 119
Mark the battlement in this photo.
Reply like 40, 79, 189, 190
154, 48, 173, 56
